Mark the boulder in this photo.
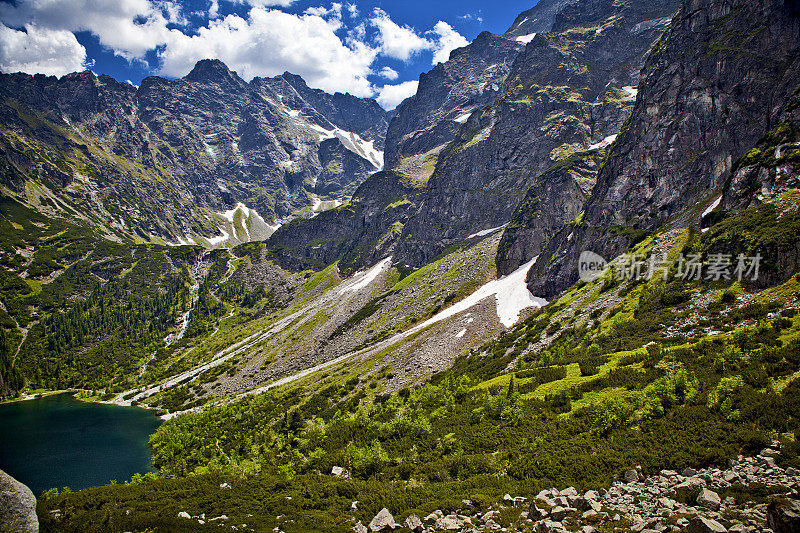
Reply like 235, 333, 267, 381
484, 519, 501, 530
436, 514, 465, 530
331, 466, 345, 477
536, 520, 566, 533
0, 470, 38, 533
675, 477, 706, 491
549, 506, 573, 521
767, 499, 800, 533
624, 469, 640, 483
404, 515, 423, 533
687, 516, 727, 533
697, 488, 722, 511
682, 467, 698, 477
423, 510, 443, 524
368, 508, 398, 532
353, 522, 368, 533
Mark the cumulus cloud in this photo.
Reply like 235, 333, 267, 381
378, 66, 399, 80
370, 8, 430, 62
0, 24, 87, 76
236, 0, 297, 7
429, 21, 469, 65
0, 0, 176, 60
158, 8, 377, 96
377, 80, 418, 110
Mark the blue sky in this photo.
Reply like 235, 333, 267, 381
0, 0, 537, 108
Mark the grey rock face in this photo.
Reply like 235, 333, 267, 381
385, 32, 523, 172
497, 151, 602, 274
267, 171, 424, 274
504, 0, 582, 38
396, 0, 680, 270
0, 469, 38, 533
528, 0, 800, 298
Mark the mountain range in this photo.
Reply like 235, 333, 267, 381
1, 0, 800, 531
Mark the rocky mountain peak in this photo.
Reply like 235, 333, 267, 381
504, 0, 581, 38
184, 59, 243, 85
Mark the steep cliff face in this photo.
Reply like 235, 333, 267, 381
260, 72, 389, 151
395, 0, 680, 269
384, 32, 524, 175
497, 150, 604, 274
266, 171, 425, 273
504, 0, 581, 38
0, 60, 387, 244
527, 0, 800, 298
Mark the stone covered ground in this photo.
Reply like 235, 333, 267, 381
347, 443, 800, 533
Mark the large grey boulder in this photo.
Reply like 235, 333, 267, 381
0, 469, 38, 533
368, 508, 398, 532
697, 488, 722, 511
687, 516, 727, 533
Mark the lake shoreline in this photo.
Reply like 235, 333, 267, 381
1, 389, 166, 416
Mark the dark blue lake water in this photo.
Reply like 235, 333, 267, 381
0, 393, 161, 495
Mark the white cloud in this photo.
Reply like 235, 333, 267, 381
0, 0, 470, 99
236, 0, 297, 7
378, 66, 398, 80
429, 21, 468, 65
0, 24, 87, 76
0, 0, 175, 60
459, 12, 484, 23
158, 8, 378, 97
304, 3, 341, 18
370, 8, 430, 62
376, 80, 418, 110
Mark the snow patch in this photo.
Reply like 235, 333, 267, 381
702, 195, 722, 219
701, 195, 723, 232
455, 328, 467, 338
338, 257, 393, 295
410, 257, 546, 330
206, 229, 229, 246
468, 224, 507, 239
516, 33, 537, 43
589, 134, 618, 151
309, 124, 384, 169
622, 86, 638, 99
453, 112, 472, 124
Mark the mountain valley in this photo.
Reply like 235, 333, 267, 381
1, 0, 800, 532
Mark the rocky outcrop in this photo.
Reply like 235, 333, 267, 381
504, 0, 581, 38
267, 171, 425, 273
0, 469, 38, 533
396, 0, 680, 269
497, 151, 603, 274
384, 32, 523, 173
528, 0, 800, 298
